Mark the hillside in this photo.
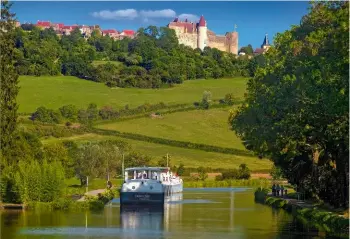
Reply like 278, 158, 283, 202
18, 75, 248, 113
96, 108, 245, 149
18, 75, 273, 172
41, 133, 272, 172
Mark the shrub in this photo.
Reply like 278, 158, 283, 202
59, 104, 78, 121
177, 164, 185, 176
14, 159, 65, 203
31, 106, 62, 124
197, 167, 208, 181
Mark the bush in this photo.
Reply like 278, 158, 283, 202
177, 164, 185, 176
59, 104, 78, 121
14, 159, 66, 203
31, 106, 62, 124
220, 164, 251, 180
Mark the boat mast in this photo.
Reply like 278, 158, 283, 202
166, 153, 169, 168
122, 153, 125, 179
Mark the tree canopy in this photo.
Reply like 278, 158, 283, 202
14, 24, 252, 88
230, 2, 349, 207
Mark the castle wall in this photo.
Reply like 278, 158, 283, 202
178, 33, 198, 49
169, 21, 238, 55
207, 35, 227, 52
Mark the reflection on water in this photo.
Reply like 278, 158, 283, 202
1, 188, 343, 239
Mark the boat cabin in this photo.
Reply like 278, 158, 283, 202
124, 167, 175, 182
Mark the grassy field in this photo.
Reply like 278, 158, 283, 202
18, 75, 248, 113
41, 133, 272, 172
96, 108, 245, 149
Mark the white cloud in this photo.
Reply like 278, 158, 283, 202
92, 9, 199, 23
178, 13, 199, 22
92, 9, 138, 20
140, 9, 176, 18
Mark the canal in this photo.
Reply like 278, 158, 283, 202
1, 188, 335, 239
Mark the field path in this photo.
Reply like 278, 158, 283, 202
77, 189, 106, 201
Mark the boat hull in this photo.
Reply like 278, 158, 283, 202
163, 183, 183, 195
120, 192, 165, 205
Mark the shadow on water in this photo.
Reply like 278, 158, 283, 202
4, 188, 347, 239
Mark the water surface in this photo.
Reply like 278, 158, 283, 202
1, 188, 334, 239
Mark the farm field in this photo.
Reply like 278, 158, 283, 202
41, 133, 272, 172
18, 75, 248, 113
96, 108, 245, 149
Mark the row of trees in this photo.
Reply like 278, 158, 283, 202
14, 23, 259, 88
230, 2, 349, 207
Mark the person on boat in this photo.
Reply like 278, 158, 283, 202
284, 188, 288, 198
276, 184, 281, 197
272, 184, 276, 196
137, 172, 142, 179
143, 171, 147, 179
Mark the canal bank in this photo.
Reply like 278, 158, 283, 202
254, 188, 349, 238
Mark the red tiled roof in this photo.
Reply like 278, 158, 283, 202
254, 48, 264, 54
37, 21, 51, 27
198, 15, 206, 27
102, 29, 119, 34
122, 30, 135, 35
56, 23, 64, 28
62, 26, 72, 29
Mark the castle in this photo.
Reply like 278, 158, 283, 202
168, 15, 238, 55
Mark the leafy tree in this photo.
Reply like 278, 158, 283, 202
201, 91, 212, 109
223, 93, 236, 105
177, 163, 185, 176
239, 44, 254, 55
230, 2, 349, 207
15, 159, 65, 203
197, 167, 208, 181
59, 104, 78, 121
31, 106, 62, 123
158, 154, 171, 167
0, 0, 19, 160
270, 165, 283, 180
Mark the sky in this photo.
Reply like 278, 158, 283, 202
12, 1, 310, 50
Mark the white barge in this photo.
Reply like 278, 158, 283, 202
120, 167, 183, 205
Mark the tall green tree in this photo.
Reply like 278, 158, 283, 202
0, 0, 19, 161
230, 2, 349, 207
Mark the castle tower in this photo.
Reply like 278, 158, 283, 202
197, 15, 207, 50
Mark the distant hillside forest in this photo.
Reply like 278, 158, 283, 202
14, 25, 265, 88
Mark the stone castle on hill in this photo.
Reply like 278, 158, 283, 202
168, 15, 238, 55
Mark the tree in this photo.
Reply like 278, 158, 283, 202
59, 104, 78, 121
239, 44, 253, 55
201, 91, 212, 109
158, 154, 171, 167
0, 1, 19, 160
270, 165, 283, 180
230, 2, 349, 207
177, 163, 185, 176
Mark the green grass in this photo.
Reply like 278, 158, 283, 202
18, 75, 248, 113
96, 108, 245, 150
41, 133, 272, 172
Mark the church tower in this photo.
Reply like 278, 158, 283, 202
261, 34, 271, 51
197, 15, 207, 50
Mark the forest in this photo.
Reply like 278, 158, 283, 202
14, 24, 263, 88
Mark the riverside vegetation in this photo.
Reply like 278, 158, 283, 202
254, 188, 349, 238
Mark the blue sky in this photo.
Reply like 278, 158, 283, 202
12, 1, 310, 50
